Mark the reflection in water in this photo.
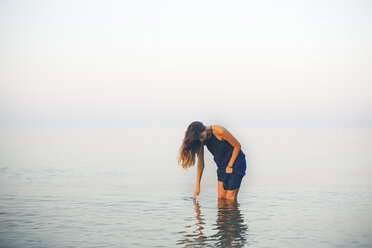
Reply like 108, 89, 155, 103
211, 199, 248, 247
177, 198, 208, 247
177, 198, 248, 247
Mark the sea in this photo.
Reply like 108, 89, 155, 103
0, 126, 371, 247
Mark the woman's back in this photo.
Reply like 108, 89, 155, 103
204, 126, 246, 177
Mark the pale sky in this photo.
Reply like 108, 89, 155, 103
0, 0, 371, 127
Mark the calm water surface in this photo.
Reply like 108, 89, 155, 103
0, 127, 371, 247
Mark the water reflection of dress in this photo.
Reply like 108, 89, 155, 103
177, 199, 248, 247
211, 199, 248, 247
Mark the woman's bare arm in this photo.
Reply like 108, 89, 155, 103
193, 145, 205, 198
214, 125, 241, 171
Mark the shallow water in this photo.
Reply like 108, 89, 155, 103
0, 126, 371, 247
1, 183, 371, 247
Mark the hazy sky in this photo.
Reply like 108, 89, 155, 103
0, 0, 371, 127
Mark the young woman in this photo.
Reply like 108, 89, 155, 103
178, 121, 246, 201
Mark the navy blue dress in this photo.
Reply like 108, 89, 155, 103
203, 126, 246, 190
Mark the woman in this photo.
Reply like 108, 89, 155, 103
178, 121, 246, 201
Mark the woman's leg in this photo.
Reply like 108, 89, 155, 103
218, 173, 243, 200
218, 181, 241, 200
218, 181, 227, 199
226, 187, 240, 201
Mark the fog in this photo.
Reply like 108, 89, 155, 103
0, 0, 371, 127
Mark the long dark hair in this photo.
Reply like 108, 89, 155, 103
178, 121, 206, 169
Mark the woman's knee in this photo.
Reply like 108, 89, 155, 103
218, 194, 226, 199
225, 195, 237, 201
218, 190, 227, 199
226, 188, 239, 201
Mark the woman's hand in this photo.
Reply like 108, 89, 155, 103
225, 166, 233, 174
193, 185, 200, 198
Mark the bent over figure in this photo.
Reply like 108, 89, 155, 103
178, 121, 246, 201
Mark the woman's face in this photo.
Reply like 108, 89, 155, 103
199, 130, 207, 142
